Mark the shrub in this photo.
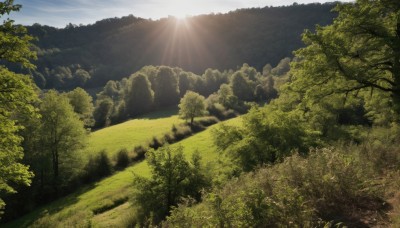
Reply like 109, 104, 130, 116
163, 132, 176, 144
172, 124, 192, 141
195, 116, 219, 127
133, 145, 147, 162
83, 150, 113, 182
148, 136, 163, 150
167, 142, 391, 227
115, 148, 130, 170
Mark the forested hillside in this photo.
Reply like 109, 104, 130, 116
18, 3, 336, 90
4, 0, 400, 227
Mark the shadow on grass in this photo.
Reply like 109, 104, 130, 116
3, 183, 97, 228
138, 106, 178, 120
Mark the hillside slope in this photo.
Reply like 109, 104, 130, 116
4, 117, 241, 227
85, 109, 182, 158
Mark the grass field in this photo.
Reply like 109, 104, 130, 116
5, 117, 242, 227
85, 108, 182, 158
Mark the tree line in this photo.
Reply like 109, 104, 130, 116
92, 59, 290, 128
10, 3, 336, 90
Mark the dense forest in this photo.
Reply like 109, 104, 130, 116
11, 2, 336, 90
2, 0, 400, 227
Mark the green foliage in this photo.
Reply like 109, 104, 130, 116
94, 97, 114, 128
84, 150, 113, 183
125, 73, 154, 117
213, 106, 319, 171
115, 149, 130, 170
291, 0, 400, 115
0, 0, 37, 218
168, 133, 399, 227
154, 66, 179, 107
25, 4, 336, 89
230, 71, 254, 101
65, 87, 95, 127
217, 84, 238, 109
178, 91, 207, 125
133, 146, 211, 225
3, 117, 240, 227
0, 1, 36, 69
38, 90, 87, 189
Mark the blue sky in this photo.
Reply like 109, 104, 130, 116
8, 0, 348, 28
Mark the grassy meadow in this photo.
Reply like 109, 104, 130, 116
5, 116, 241, 227
85, 108, 182, 158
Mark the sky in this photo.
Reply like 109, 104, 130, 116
8, 0, 349, 28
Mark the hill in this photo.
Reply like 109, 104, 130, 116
4, 117, 241, 227
85, 108, 182, 158
18, 3, 337, 90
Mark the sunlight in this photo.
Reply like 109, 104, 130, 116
166, 0, 192, 19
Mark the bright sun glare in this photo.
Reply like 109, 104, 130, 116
167, 0, 192, 19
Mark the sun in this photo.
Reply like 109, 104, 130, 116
166, 0, 193, 19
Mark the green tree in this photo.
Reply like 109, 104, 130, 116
291, 0, 400, 116
65, 87, 95, 127
154, 66, 179, 107
133, 146, 210, 225
271, 57, 291, 76
125, 73, 154, 117
212, 106, 319, 171
231, 72, 254, 101
94, 97, 114, 127
0, 0, 37, 218
217, 84, 238, 109
39, 90, 87, 192
178, 91, 207, 125
72, 68, 91, 87
98, 80, 120, 101
178, 72, 191, 97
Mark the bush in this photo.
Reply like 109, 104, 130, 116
83, 150, 113, 183
163, 133, 176, 144
195, 116, 219, 127
148, 136, 163, 150
115, 149, 130, 170
172, 124, 192, 141
167, 141, 392, 227
133, 145, 147, 162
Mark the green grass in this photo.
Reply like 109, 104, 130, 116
85, 108, 182, 158
4, 117, 241, 227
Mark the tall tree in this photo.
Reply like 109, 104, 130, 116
0, 0, 37, 218
39, 90, 87, 192
178, 91, 207, 126
291, 0, 400, 116
154, 66, 179, 107
94, 97, 114, 127
65, 87, 95, 127
125, 73, 154, 117
231, 71, 254, 101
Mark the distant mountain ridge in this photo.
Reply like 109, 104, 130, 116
22, 2, 337, 89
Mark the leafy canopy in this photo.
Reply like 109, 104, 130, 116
178, 91, 207, 125
0, 0, 37, 217
133, 146, 210, 225
290, 0, 400, 115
